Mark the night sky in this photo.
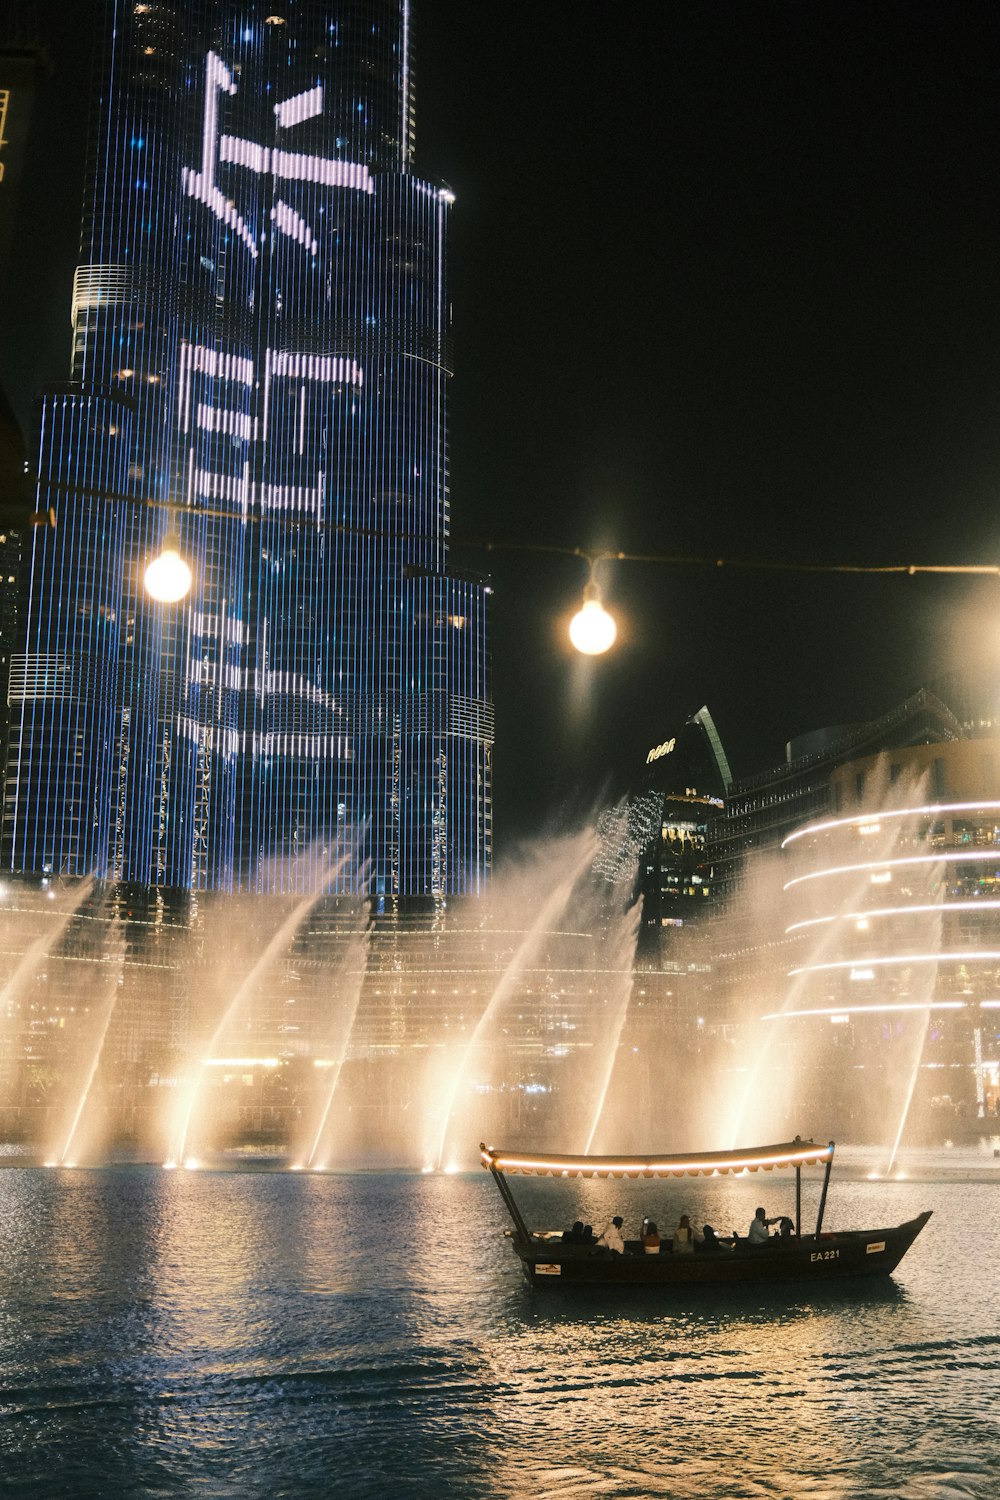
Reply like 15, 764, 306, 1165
6, 1, 1000, 854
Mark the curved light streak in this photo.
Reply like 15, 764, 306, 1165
789, 949, 1000, 978
782, 801, 1000, 848
763, 1000, 966, 1021
785, 898, 1000, 934
783, 849, 992, 891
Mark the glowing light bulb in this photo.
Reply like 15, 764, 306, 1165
144, 543, 192, 603
569, 589, 617, 655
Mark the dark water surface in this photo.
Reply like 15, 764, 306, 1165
1, 1164, 997, 1498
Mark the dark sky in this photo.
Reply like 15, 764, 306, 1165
6, 1, 1000, 853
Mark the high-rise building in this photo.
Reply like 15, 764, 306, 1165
4, 1, 492, 897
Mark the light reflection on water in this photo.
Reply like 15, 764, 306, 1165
0, 1167, 997, 1498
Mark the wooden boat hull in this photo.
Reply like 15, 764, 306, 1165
511, 1211, 932, 1289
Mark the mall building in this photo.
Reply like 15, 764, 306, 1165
699, 685, 1000, 1139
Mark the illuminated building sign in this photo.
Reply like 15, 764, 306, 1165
646, 738, 676, 764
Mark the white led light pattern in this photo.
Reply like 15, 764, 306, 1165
274, 85, 323, 130
270, 200, 318, 257
258, 475, 325, 515
196, 404, 254, 441
260, 348, 363, 444
183, 53, 375, 265
181, 53, 257, 258
178, 341, 254, 437
266, 350, 363, 385
192, 466, 250, 507
221, 141, 374, 194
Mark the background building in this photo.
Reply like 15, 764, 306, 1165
710, 688, 966, 898
634, 706, 731, 955
3, 0, 492, 898
776, 744, 1000, 1137
696, 681, 1000, 1142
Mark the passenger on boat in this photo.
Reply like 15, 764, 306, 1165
748, 1206, 777, 1244
778, 1216, 795, 1238
562, 1220, 586, 1243
641, 1219, 661, 1255
596, 1216, 625, 1254
672, 1214, 696, 1254
698, 1224, 723, 1253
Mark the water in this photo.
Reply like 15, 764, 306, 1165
1, 1163, 997, 1497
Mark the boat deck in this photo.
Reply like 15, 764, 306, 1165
513, 1213, 932, 1287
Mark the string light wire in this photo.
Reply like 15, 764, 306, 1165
32, 479, 1000, 581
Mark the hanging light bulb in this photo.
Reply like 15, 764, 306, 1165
569, 577, 617, 655
144, 534, 193, 603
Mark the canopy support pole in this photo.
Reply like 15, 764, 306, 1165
488, 1163, 532, 1242
815, 1142, 835, 1235
795, 1165, 801, 1238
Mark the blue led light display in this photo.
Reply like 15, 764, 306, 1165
5, 2, 492, 897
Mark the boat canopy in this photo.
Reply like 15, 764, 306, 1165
480, 1139, 834, 1179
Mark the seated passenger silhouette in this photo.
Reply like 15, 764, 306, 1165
698, 1223, 723, 1253
673, 1214, 696, 1254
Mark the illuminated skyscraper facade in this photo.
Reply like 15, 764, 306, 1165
4, 1, 492, 896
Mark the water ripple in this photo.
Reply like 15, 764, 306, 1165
0, 1168, 997, 1498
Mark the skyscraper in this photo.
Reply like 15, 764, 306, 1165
4, 1, 492, 897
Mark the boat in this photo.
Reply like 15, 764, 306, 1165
480, 1138, 931, 1289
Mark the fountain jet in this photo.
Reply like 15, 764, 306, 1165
295, 916, 372, 1170
166, 849, 352, 1167
431, 829, 600, 1172
48, 918, 125, 1166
